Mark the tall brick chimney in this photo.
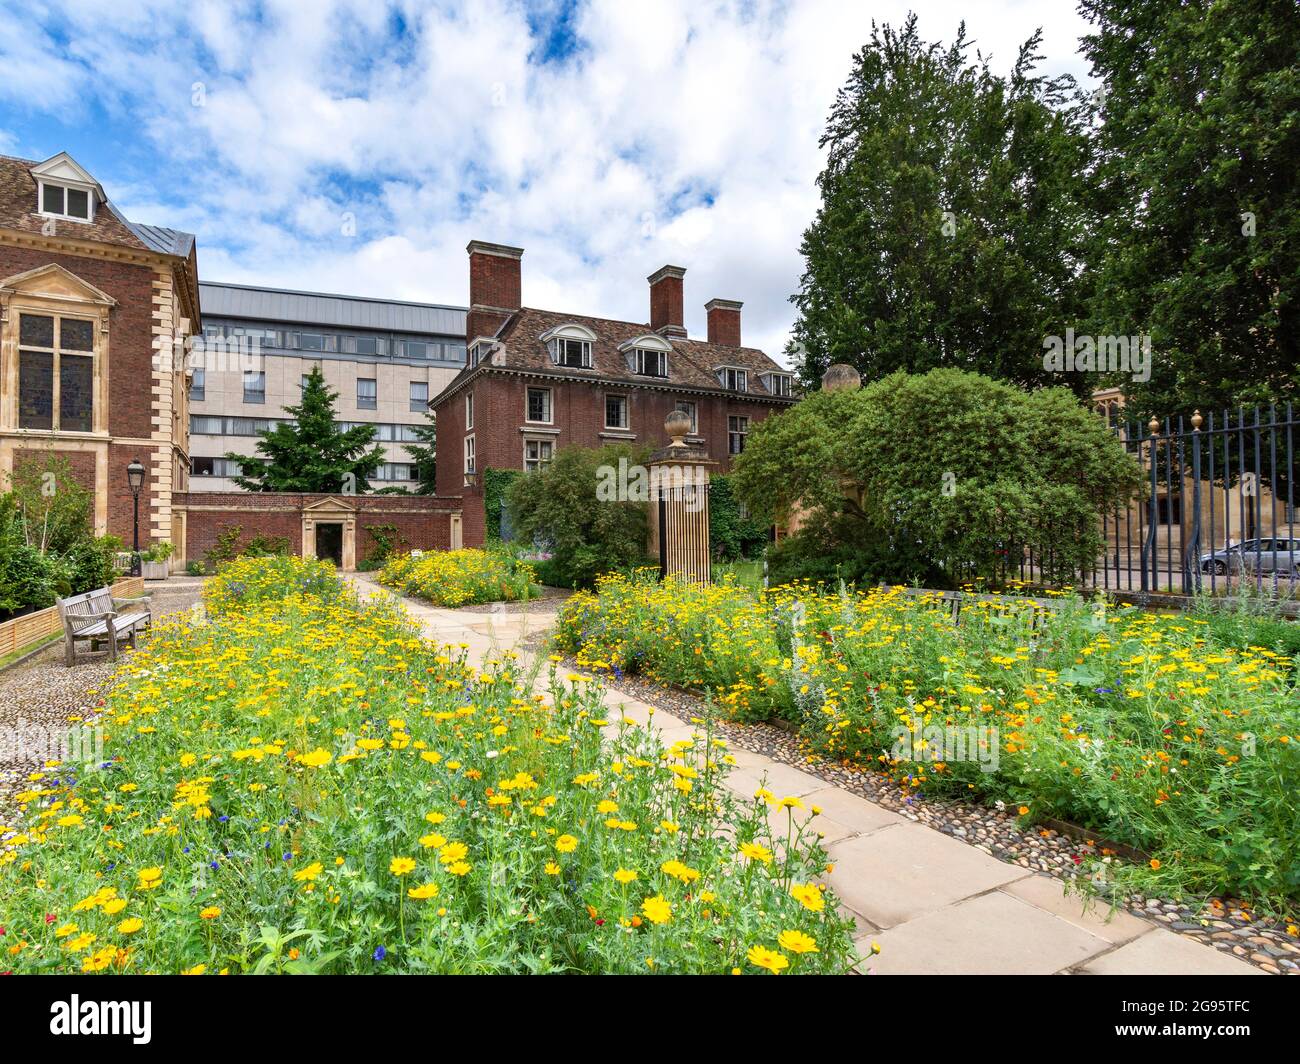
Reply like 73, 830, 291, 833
648, 265, 688, 339
467, 240, 523, 343
705, 298, 743, 346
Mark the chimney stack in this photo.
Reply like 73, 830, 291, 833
705, 298, 742, 346
648, 265, 688, 339
467, 240, 523, 344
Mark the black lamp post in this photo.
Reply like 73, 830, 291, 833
126, 458, 145, 577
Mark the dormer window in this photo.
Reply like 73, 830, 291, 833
717, 367, 748, 392
634, 348, 668, 377
762, 372, 793, 397
38, 182, 93, 221
31, 153, 101, 224
618, 333, 672, 378
541, 323, 598, 370
469, 339, 495, 367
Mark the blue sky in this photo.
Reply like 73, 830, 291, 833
0, 0, 1094, 360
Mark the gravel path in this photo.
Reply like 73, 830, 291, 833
0, 579, 204, 809
529, 634, 1300, 975
435, 586, 576, 614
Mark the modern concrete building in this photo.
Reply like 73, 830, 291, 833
190, 282, 467, 491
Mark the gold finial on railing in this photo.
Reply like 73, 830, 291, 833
1148, 416, 1160, 437
1191, 409, 1203, 431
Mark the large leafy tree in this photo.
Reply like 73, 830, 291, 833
227, 366, 384, 493
507, 443, 650, 587
404, 413, 437, 495
1080, 0, 1300, 415
789, 16, 1096, 392
732, 369, 1143, 586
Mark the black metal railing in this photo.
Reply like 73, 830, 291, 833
1091, 405, 1298, 599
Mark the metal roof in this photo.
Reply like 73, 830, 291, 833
129, 222, 195, 257
199, 281, 466, 336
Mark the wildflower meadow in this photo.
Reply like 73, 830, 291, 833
553, 573, 1300, 911
0, 557, 857, 974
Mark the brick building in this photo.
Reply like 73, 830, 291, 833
0, 152, 199, 552
433, 240, 798, 541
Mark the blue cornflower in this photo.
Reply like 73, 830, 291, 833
373, 946, 386, 962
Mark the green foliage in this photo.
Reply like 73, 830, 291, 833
360, 523, 405, 570
506, 445, 652, 588
1080, 0, 1300, 414
790, 16, 1095, 392
227, 366, 385, 493
483, 468, 522, 541
186, 560, 206, 577
733, 369, 1144, 587
203, 524, 289, 573
0, 456, 118, 616
708, 475, 768, 562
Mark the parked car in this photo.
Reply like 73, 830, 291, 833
1199, 537, 1300, 575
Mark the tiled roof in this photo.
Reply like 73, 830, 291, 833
0, 154, 194, 257
437, 305, 793, 402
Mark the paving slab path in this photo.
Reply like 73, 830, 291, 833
346, 574, 1261, 976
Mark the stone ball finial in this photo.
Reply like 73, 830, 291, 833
822, 363, 861, 392
664, 409, 693, 446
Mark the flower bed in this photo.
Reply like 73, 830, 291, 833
378, 548, 539, 607
0, 557, 855, 974
553, 572, 1300, 910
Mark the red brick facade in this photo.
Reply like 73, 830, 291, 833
0, 238, 196, 549
433, 240, 798, 544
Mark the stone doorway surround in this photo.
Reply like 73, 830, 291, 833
302, 496, 357, 570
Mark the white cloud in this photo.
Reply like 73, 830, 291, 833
0, 0, 1096, 362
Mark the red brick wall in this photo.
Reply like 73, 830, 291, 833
0, 245, 158, 441
174, 492, 465, 566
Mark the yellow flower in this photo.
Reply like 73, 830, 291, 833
555, 834, 578, 853
747, 944, 789, 973
57, 814, 84, 827
117, 918, 144, 935
660, 859, 700, 884
777, 929, 818, 954
200, 906, 221, 920
102, 898, 127, 915
293, 861, 324, 882
544, 861, 561, 875
298, 748, 332, 768
408, 883, 440, 900
424, 811, 446, 825
419, 833, 447, 850
613, 868, 637, 885
389, 856, 416, 876
641, 895, 672, 925
446, 861, 471, 876
181, 964, 207, 975
137, 866, 163, 889
790, 882, 825, 913
739, 841, 773, 865
438, 841, 468, 864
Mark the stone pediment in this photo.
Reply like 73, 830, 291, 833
0, 263, 117, 307
302, 495, 358, 514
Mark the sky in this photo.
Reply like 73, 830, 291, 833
0, 0, 1096, 362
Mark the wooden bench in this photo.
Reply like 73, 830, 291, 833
57, 587, 152, 666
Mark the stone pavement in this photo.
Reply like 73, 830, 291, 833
346, 574, 1261, 976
